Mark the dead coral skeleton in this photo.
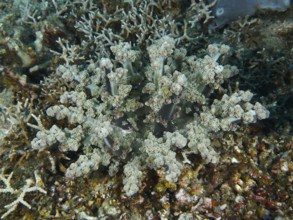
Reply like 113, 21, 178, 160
188, 0, 217, 27
0, 170, 46, 219
0, 91, 36, 143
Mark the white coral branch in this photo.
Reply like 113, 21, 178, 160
0, 171, 46, 219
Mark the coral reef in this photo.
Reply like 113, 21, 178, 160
0, 0, 292, 219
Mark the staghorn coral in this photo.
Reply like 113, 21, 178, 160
0, 170, 46, 219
